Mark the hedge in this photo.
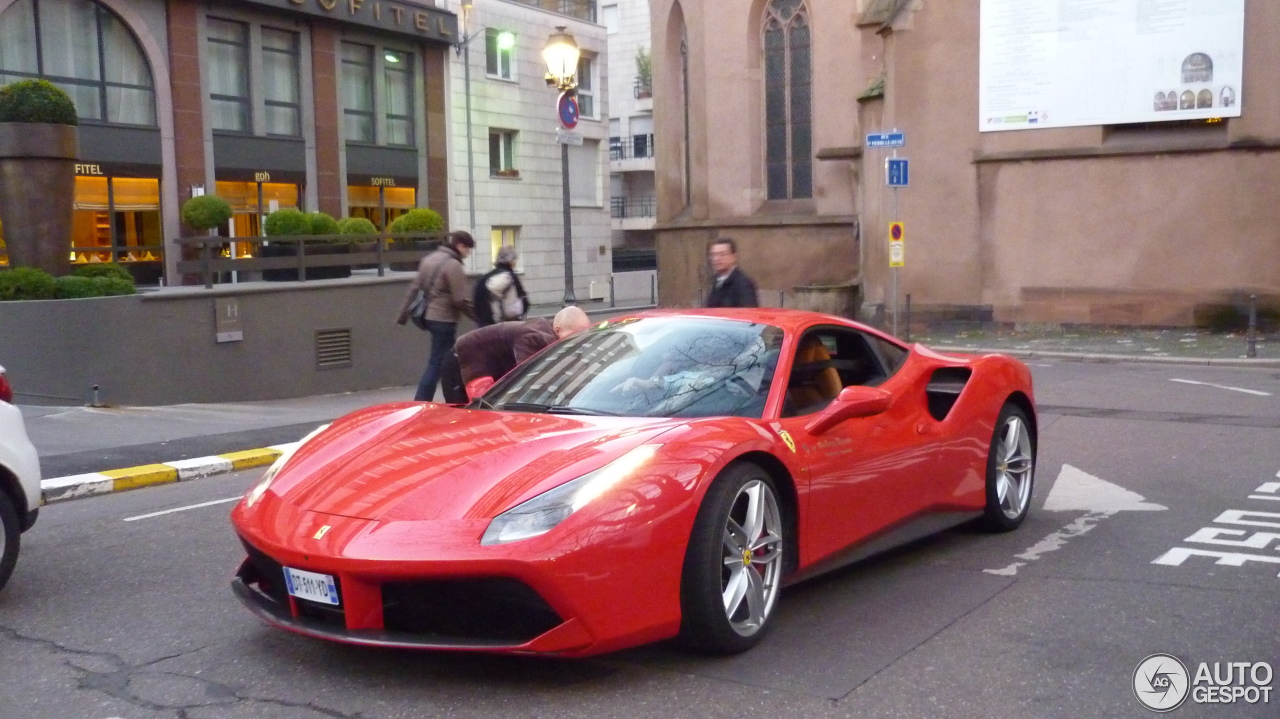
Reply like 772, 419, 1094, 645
181, 195, 233, 232
388, 208, 444, 234
0, 79, 78, 125
264, 209, 311, 238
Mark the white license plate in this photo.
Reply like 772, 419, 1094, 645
282, 567, 339, 606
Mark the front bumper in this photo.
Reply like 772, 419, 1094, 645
232, 559, 595, 652
231, 505, 693, 656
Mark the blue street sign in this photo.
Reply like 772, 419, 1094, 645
887, 158, 909, 187
866, 131, 905, 148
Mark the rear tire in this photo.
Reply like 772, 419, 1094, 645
0, 491, 20, 592
979, 403, 1036, 532
678, 462, 785, 654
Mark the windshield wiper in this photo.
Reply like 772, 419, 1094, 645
497, 402, 622, 416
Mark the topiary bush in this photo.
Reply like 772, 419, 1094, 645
0, 79, 78, 125
308, 211, 340, 236
72, 262, 133, 282
181, 195, 233, 232
338, 217, 377, 235
0, 266, 58, 300
388, 208, 444, 234
54, 275, 136, 299
264, 208, 310, 239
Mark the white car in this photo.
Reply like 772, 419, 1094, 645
0, 364, 42, 591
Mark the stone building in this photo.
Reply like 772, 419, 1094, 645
648, 0, 1280, 325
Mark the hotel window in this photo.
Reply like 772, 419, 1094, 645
763, 0, 812, 200
485, 28, 513, 80
576, 56, 595, 118
0, 0, 156, 126
383, 49, 414, 146
69, 175, 163, 282
489, 130, 517, 177
341, 42, 375, 142
261, 27, 301, 137
490, 226, 518, 268
206, 18, 251, 132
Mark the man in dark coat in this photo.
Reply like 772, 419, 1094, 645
439, 307, 591, 403
705, 238, 758, 308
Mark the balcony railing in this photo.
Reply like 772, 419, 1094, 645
611, 196, 656, 219
609, 134, 655, 160
506, 0, 597, 22
634, 76, 652, 99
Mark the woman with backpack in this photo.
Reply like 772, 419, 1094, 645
473, 245, 529, 327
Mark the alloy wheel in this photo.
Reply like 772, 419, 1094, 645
995, 414, 1034, 520
720, 480, 783, 636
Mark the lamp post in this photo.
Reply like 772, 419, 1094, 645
543, 26, 581, 305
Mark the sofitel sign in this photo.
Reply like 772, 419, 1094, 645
242, 0, 458, 43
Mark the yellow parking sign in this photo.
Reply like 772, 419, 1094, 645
888, 221, 905, 267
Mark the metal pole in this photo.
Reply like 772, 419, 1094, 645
905, 293, 912, 343
464, 40, 476, 231
609, 274, 616, 308
651, 273, 657, 305
891, 143, 899, 338
561, 141, 576, 305
1247, 294, 1258, 359
778, 290, 784, 308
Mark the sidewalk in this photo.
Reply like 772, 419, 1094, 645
20, 315, 1279, 506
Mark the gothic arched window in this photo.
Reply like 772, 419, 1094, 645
763, 0, 811, 200
0, 0, 156, 125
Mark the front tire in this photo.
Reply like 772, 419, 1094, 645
979, 403, 1036, 532
0, 491, 20, 592
678, 462, 785, 654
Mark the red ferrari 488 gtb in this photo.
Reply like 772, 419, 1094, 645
231, 309, 1037, 656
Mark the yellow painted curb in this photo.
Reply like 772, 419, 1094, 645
220, 448, 283, 471
102, 464, 179, 492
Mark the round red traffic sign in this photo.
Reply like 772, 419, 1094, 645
890, 223, 903, 241
557, 92, 579, 130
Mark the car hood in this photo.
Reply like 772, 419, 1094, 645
264, 402, 681, 522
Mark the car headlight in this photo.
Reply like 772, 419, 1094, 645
243, 424, 331, 508
481, 444, 660, 545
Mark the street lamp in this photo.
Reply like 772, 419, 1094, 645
543, 26, 580, 305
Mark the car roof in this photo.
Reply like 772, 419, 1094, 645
607, 307, 887, 338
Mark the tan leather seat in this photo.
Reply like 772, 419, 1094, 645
788, 339, 843, 411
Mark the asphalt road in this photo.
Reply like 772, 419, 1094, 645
2, 360, 1279, 718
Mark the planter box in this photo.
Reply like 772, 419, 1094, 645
0, 122, 78, 276
792, 283, 863, 319
260, 242, 352, 281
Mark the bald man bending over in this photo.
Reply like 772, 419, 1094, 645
438, 307, 592, 403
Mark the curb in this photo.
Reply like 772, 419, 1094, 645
930, 345, 1280, 368
39, 442, 299, 505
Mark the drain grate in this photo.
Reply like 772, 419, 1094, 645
316, 329, 352, 369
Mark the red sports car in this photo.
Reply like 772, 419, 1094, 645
231, 309, 1037, 656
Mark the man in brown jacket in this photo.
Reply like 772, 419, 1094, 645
440, 306, 591, 403
395, 231, 476, 401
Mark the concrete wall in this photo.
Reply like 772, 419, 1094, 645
0, 279, 429, 406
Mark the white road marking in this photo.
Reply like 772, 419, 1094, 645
1152, 547, 1280, 571
123, 496, 241, 522
985, 465, 1165, 575
1169, 378, 1271, 396
1041, 464, 1167, 513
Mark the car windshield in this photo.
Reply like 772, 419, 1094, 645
480, 317, 785, 419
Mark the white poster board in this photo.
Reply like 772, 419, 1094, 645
979, 0, 1244, 132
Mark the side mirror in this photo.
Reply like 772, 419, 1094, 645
803, 386, 892, 436
466, 376, 496, 401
